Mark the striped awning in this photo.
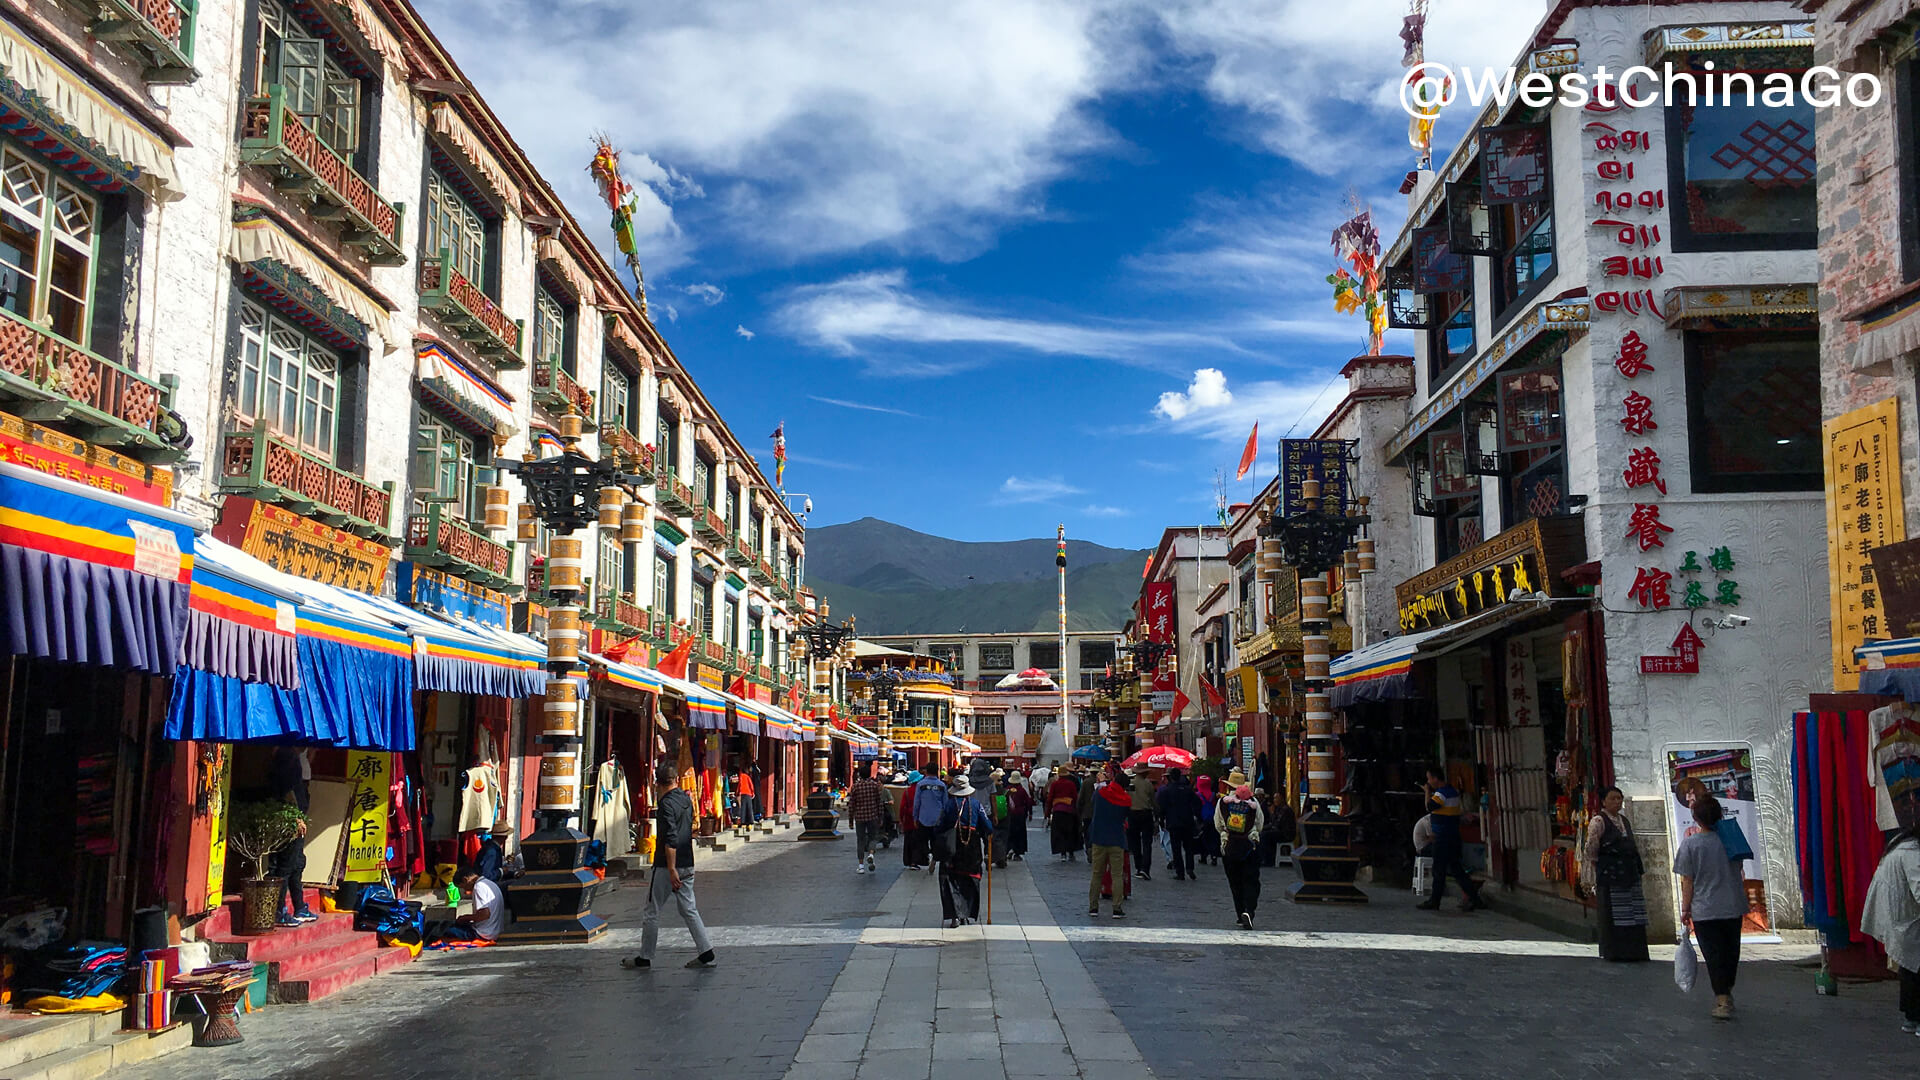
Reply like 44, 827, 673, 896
1328, 625, 1450, 708
1856, 637, 1920, 701
0, 21, 179, 200
184, 559, 299, 689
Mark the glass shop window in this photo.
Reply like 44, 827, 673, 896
1666, 73, 1817, 251
1684, 330, 1820, 492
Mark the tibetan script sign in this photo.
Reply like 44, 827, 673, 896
1280, 439, 1351, 518
0, 409, 172, 505
218, 498, 391, 592
1824, 398, 1906, 690
1868, 537, 1920, 641
890, 727, 940, 746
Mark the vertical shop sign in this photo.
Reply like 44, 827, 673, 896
1143, 581, 1175, 643
1280, 439, 1351, 517
1824, 399, 1905, 690
1504, 637, 1539, 726
204, 751, 232, 913
343, 752, 391, 883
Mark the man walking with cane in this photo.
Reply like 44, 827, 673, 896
625, 763, 716, 970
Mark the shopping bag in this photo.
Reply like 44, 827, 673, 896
1413, 857, 1434, 897
1674, 930, 1699, 993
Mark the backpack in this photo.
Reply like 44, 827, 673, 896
992, 792, 1011, 823
1220, 799, 1257, 860
914, 782, 948, 828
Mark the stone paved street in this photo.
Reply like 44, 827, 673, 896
120, 824, 1913, 1080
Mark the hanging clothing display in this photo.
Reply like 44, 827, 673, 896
1869, 703, 1920, 831
1793, 710, 1883, 949
457, 763, 501, 833
592, 759, 632, 856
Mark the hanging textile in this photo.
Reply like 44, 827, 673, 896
1794, 710, 1883, 948
457, 763, 500, 833
592, 759, 632, 856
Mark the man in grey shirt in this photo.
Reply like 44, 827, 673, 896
626, 763, 715, 970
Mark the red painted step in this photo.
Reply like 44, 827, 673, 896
200, 887, 411, 1005
202, 887, 328, 938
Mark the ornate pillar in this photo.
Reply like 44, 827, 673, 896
800, 651, 840, 839
501, 409, 610, 942
1287, 478, 1366, 904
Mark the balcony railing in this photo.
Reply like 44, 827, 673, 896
726, 532, 755, 568
599, 424, 652, 480
594, 593, 651, 639
701, 637, 728, 668
220, 423, 394, 536
656, 474, 695, 515
0, 309, 186, 463
750, 558, 776, 587
240, 86, 404, 265
406, 502, 513, 588
419, 248, 523, 365
693, 505, 728, 544
532, 352, 595, 419
86, 0, 197, 83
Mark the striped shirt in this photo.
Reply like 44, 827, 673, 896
1429, 784, 1463, 838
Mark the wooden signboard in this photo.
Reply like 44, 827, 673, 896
1394, 516, 1586, 632
1825, 399, 1906, 689
1869, 536, 1920, 641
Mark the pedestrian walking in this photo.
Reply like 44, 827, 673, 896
1417, 767, 1486, 912
1004, 772, 1033, 861
1217, 777, 1265, 929
913, 768, 951, 875
1156, 769, 1202, 880
625, 764, 715, 970
1048, 767, 1082, 860
1673, 793, 1745, 1020
1077, 764, 1097, 856
900, 771, 924, 869
1128, 769, 1157, 880
1862, 817, 1920, 1034
1194, 774, 1219, 867
848, 764, 885, 875
1580, 786, 1649, 962
939, 774, 993, 926
1088, 764, 1132, 919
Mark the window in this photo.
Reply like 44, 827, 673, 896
722, 597, 738, 648
0, 148, 96, 346
602, 359, 640, 435
654, 552, 675, 619
692, 582, 710, 638
725, 482, 739, 527
693, 452, 715, 507
1079, 671, 1103, 690
974, 713, 1005, 735
1666, 77, 1816, 250
1428, 291, 1474, 382
1497, 365, 1570, 525
235, 299, 341, 459
1078, 640, 1115, 670
1078, 710, 1101, 736
533, 286, 572, 376
749, 511, 764, 551
930, 643, 965, 674
656, 407, 679, 473
1684, 330, 1820, 491
979, 643, 1014, 670
1430, 427, 1481, 562
256, 0, 362, 160
1494, 202, 1555, 317
913, 700, 939, 724
597, 534, 623, 606
424, 169, 487, 289
1028, 642, 1060, 670
411, 408, 481, 519
1899, 59, 1920, 279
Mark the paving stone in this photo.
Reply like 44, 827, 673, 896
865, 1021, 935, 1052
853, 1047, 932, 1080
797, 1033, 871, 1063
932, 1030, 1003, 1060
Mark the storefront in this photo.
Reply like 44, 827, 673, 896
0, 462, 198, 941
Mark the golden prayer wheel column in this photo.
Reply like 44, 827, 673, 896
799, 611, 851, 840
497, 408, 613, 943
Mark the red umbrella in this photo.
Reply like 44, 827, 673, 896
1121, 745, 1195, 771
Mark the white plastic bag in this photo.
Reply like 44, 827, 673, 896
1413, 857, 1434, 897
1674, 930, 1699, 993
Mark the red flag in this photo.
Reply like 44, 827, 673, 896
728, 675, 749, 700
1236, 422, 1259, 481
1201, 678, 1226, 708
1171, 689, 1191, 717
657, 636, 695, 680
603, 634, 645, 663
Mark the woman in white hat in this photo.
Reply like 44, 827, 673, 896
938, 774, 994, 926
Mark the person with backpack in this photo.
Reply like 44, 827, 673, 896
939, 773, 994, 926
1155, 770, 1203, 880
913, 769, 952, 876
1215, 772, 1266, 929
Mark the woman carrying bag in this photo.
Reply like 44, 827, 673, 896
1581, 786, 1649, 962
1672, 794, 1746, 1020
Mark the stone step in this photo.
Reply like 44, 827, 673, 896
6, 1023, 189, 1080
275, 942, 414, 1004
0, 1015, 109, 1073
202, 886, 327, 938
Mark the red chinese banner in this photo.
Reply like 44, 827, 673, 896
1142, 581, 1175, 643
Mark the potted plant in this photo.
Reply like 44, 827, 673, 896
227, 800, 307, 934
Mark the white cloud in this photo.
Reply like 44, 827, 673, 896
660, 302, 681, 324
735, 325, 756, 340
683, 282, 726, 306
999, 476, 1085, 504
415, 0, 1138, 262
808, 395, 921, 418
779, 270, 1239, 372
1082, 504, 1130, 518
1153, 368, 1232, 421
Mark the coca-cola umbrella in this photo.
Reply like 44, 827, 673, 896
995, 667, 1058, 691
1121, 745, 1195, 771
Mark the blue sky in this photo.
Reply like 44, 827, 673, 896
419, 0, 1535, 548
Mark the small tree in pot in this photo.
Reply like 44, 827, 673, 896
228, 801, 308, 934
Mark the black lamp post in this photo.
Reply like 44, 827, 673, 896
795, 615, 855, 839
491, 410, 647, 943
1260, 474, 1371, 905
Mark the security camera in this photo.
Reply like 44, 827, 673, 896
1724, 614, 1750, 627
803, 497, 813, 514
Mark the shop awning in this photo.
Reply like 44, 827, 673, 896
714, 686, 761, 737
831, 722, 879, 751
0, 21, 180, 201
0, 461, 197, 675
1856, 637, 1920, 700
588, 653, 665, 697
943, 734, 982, 754
183, 558, 300, 690
1330, 599, 1566, 708
646, 670, 728, 729
762, 701, 814, 743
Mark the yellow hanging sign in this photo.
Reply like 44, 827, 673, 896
1825, 398, 1906, 690
343, 752, 391, 883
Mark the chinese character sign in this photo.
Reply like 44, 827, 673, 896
1280, 439, 1351, 517
343, 751, 391, 883
1504, 638, 1539, 727
1825, 399, 1906, 689
1142, 581, 1176, 644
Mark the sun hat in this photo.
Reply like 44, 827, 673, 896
949, 775, 976, 797
1227, 769, 1249, 787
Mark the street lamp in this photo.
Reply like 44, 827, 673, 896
491, 409, 648, 943
795, 613, 855, 840
1260, 475, 1371, 905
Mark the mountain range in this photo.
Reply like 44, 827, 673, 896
803, 518, 1148, 635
